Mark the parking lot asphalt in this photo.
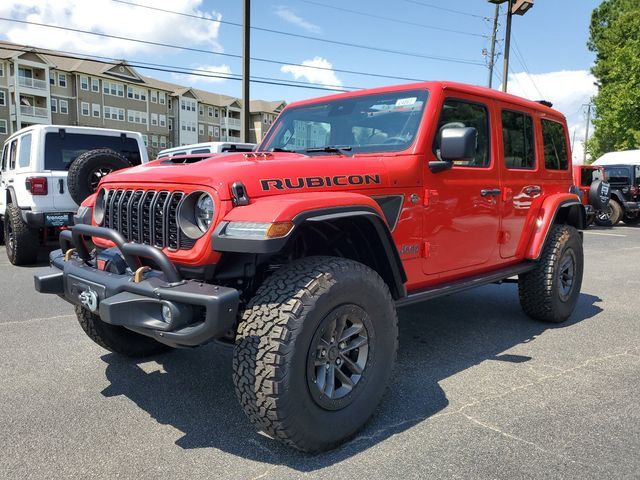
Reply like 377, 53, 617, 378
1, 226, 639, 480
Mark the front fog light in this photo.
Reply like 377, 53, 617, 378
161, 305, 173, 323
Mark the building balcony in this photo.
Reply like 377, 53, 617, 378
221, 117, 241, 128
20, 105, 49, 118
225, 135, 241, 142
17, 76, 48, 90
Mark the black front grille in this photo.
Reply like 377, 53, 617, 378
103, 189, 188, 250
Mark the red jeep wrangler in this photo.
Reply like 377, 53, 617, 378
35, 82, 585, 452
572, 164, 610, 225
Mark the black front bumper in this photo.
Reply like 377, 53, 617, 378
34, 225, 239, 348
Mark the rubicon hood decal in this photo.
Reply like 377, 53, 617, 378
260, 174, 381, 191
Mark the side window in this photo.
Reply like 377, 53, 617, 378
9, 139, 17, 170
541, 119, 568, 170
501, 110, 535, 169
433, 98, 490, 168
18, 133, 32, 168
1, 143, 8, 171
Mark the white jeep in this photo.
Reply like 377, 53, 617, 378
0, 125, 148, 265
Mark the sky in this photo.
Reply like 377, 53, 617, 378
0, 0, 602, 160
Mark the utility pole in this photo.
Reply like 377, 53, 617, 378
583, 103, 593, 164
501, 0, 513, 92
241, 0, 250, 143
487, 4, 500, 88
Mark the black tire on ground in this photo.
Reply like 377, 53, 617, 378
0, 218, 4, 245
75, 305, 171, 357
518, 224, 583, 323
4, 204, 39, 265
622, 212, 640, 225
233, 256, 398, 452
594, 200, 622, 227
67, 148, 131, 205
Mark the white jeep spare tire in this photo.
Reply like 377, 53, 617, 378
67, 148, 131, 205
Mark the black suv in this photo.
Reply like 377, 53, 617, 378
596, 164, 640, 226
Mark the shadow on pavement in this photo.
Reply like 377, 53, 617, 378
99, 284, 603, 471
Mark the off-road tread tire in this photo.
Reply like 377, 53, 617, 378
233, 256, 398, 452
67, 148, 131, 205
0, 218, 4, 245
4, 204, 39, 265
518, 224, 583, 323
75, 305, 171, 357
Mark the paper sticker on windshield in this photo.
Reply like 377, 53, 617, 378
395, 97, 417, 107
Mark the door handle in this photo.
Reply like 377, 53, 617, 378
59, 179, 65, 194
480, 188, 501, 197
523, 185, 542, 195
8, 179, 14, 183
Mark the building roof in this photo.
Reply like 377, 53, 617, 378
0, 40, 284, 112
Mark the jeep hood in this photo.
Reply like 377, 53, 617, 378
100, 152, 391, 201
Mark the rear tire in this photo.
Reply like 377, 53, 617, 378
4, 204, 39, 265
75, 305, 171, 357
233, 256, 398, 452
518, 225, 583, 323
594, 200, 622, 226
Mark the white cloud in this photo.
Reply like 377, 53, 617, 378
172, 64, 233, 84
505, 70, 598, 163
274, 6, 322, 34
0, 0, 224, 57
281, 56, 342, 90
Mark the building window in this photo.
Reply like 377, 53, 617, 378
80, 75, 89, 90
0, 62, 4, 77
81, 102, 90, 116
127, 86, 145, 101
214, 108, 219, 118
51, 98, 57, 113
208, 125, 214, 137
150, 90, 157, 103
159, 92, 166, 105
160, 136, 166, 148
0, 91, 5, 106
49, 75, 55, 86
91, 78, 99, 92
208, 106, 213, 117
199, 105, 204, 116
104, 81, 124, 97
59, 100, 69, 114
0, 120, 7, 135
168, 118, 173, 131
127, 109, 147, 125
92, 103, 100, 117
199, 123, 204, 135
142, 134, 148, 147
150, 113, 157, 126
159, 114, 166, 127
151, 135, 158, 148
181, 100, 186, 110
181, 121, 186, 131
104, 106, 125, 121
58, 74, 67, 87
167, 98, 171, 109
214, 126, 219, 137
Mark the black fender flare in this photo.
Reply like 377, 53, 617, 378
211, 206, 408, 299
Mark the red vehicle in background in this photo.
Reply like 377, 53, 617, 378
572, 164, 610, 225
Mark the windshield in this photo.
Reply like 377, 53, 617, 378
259, 89, 429, 154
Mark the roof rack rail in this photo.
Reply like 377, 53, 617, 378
536, 100, 553, 108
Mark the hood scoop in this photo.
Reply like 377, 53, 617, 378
162, 154, 213, 165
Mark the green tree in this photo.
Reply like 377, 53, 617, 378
587, 0, 640, 160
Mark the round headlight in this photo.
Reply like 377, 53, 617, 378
94, 188, 107, 225
195, 193, 214, 231
177, 191, 216, 240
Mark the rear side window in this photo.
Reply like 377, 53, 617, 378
605, 167, 631, 183
501, 110, 535, 169
541, 120, 568, 170
44, 132, 141, 170
18, 133, 32, 168
1, 143, 8, 171
580, 168, 602, 186
433, 99, 490, 168
9, 139, 17, 170
191, 148, 211, 154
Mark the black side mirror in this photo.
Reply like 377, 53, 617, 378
429, 127, 477, 173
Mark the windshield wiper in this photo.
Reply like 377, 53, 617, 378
305, 145, 353, 155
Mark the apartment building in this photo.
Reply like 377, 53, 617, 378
0, 41, 284, 154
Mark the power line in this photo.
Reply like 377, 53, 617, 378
399, 0, 490, 20
294, 0, 486, 38
0, 16, 478, 85
0, 45, 356, 92
106, 1, 484, 66
511, 35, 545, 98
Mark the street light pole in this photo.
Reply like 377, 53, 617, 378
501, 0, 513, 92
583, 103, 593, 164
242, 0, 250, 143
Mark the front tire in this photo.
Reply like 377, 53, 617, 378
518, 225, 583, 323
75, 305, 171, 357
4, 204, 39, 265
233, 256, 398, 452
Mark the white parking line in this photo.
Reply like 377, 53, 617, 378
0, 314, 74, 326
584, 231, 627, 237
